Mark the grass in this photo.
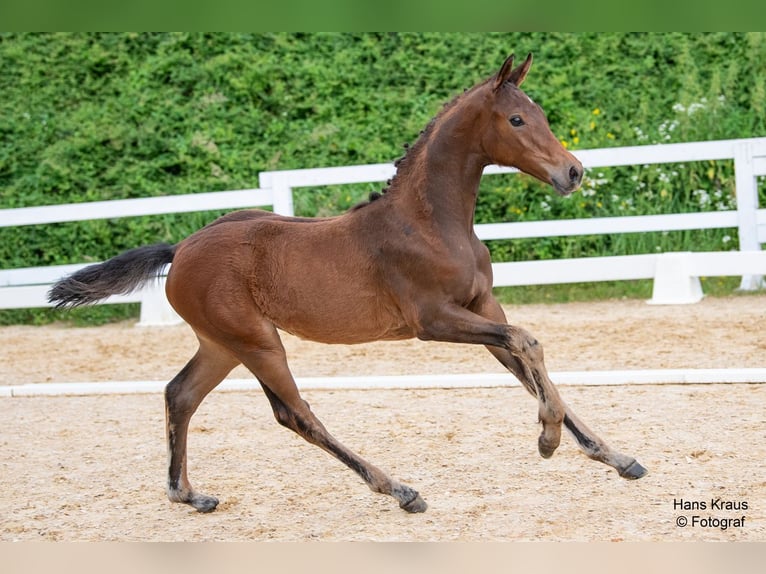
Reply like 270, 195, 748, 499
0, 304, 140, 327
494, 276, 754, 305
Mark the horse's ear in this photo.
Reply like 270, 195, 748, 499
507, 52, 533, 87
493, 53, 515, 93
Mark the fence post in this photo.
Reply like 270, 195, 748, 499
270, 174, 295, 216
648, 252, 704, 305
734, 141, 765, 291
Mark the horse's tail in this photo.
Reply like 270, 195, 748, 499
48, 243, 176, 309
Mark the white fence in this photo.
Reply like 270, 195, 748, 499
1, 137, 765, 325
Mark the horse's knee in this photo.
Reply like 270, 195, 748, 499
508, 327, 544, 362
523, 335, 544, 362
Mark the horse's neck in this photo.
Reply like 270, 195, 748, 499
392, 120, 486, 237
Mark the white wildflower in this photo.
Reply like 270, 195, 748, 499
692, 189, 710, 207
687, 102, 706, 115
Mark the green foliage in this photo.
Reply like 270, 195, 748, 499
1, 33, 765, 324
0, 303, 139, 327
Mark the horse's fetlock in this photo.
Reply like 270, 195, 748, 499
167, 485, 189, 503
540, 404, 565, 424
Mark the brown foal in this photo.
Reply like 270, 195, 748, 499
50, 53, 647, 515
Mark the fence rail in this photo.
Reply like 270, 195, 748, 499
0, 188, 274, 227
1, 137, 765, 324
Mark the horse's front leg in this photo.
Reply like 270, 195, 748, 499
490, 324, 566, 459
416, 300, 566, 459
472, 296, 647, 479
415, 297, 647, 479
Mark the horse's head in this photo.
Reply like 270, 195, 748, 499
480, 53, 583, 196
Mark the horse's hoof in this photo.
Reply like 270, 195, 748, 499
192, 495, 220, 513
400, 493, 428, 513
538, 435, 557, 459
619, 459, 648, 480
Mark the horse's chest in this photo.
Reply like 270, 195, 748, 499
435, 246, 491, 300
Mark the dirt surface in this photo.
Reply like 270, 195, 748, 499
1, 295, 765, 541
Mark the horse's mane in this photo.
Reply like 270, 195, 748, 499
350, 76, 493, 211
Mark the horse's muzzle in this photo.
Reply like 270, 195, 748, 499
551, 164, 583, 195
552, 163, 583, 196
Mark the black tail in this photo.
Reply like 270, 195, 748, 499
48, 243, 176, 309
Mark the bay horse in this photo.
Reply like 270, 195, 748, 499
49, 53, 647, 515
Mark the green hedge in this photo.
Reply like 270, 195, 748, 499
1, 33, 765, 322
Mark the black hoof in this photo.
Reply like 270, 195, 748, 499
192, 495, 220, 513
618, 459, 648, 480
400, 493, 428, 513
538, 435, 557, 459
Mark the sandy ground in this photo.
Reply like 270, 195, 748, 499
1, 295, 765, 541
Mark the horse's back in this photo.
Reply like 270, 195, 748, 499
167, 208, 414, 344
201, 208, 281, 228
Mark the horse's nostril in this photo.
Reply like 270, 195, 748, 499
569, 165, 581, 183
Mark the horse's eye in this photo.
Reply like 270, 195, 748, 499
509, 115, 525, 127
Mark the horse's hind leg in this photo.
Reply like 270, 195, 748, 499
561, 407, 647, 479
232, 321, 427, 513
165, 338, 240, 512
477, 297, 647, 479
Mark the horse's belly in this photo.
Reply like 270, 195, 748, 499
270, 297, 416, 345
